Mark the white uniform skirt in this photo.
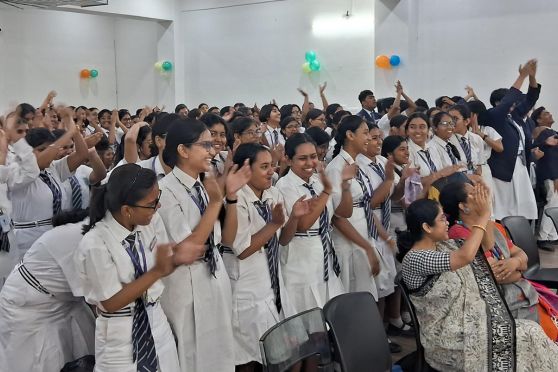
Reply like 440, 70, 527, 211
222, 249, 284, 365
492, 157, 538, 220
280, 234, 345, 313
331, 207, 378, 301
0, 273, 95, 372
161, 251, 235, 372
13, 224, 52, 259
94, 302, 179, 372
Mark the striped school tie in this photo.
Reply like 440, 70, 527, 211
354, 168, 378, 239
302, 183, 341, 281
253, 200, 282, 313
69, 175, 83, 210
124, 234, 158, 372
459, 136, 474, 172
445, 143, 459, 165
193, 181, 218, 277
39, 170, 62, 215
369, 162, 391, 231
420, 150, 438, 173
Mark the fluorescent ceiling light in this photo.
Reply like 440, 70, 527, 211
312, 15, 373, 37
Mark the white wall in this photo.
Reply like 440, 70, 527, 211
0, 7, 173, 113
177, 0, 375, 111
374, 0, 558, 112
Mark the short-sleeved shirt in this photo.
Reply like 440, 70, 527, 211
61, 164, 94, 211
401, 249, 451, 290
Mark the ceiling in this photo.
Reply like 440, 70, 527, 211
0, 0, 107, 8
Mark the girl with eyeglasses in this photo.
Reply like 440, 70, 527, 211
200, 113, 229, 177
279, 115, 301, 140
231, 117, 262, 146
157, 119, 251, 372
77, 163, 202, 371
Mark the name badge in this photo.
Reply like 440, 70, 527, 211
0, 215, 11, 233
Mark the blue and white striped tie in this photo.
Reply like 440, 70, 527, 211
193, 181, 218, 277
253, 200, 282, 313
39, 170, 62, 215
124, 234, 158, 372
69, 175, 83, 210
370, 162, 391, 231
302, 183, 341, 281
459, 136, 474, 172
354, 168, 378, 239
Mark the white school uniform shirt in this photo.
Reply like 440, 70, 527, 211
264, 126, 285, 147
138, 155, 166, 180
325, 149, 378, 300
479, 126, 502, 165
10, 156, 73, 255
0, 221, 95, 372
211, 151, 228, 177
275, 170, 345, 312
377, 113, 391, 138
61, 164, 93, 210
0, 138, 40, 288
222, 185, 287, 365
407, 139, 444, 177
355, 154, 397, 297
75, 212, 179, 372
449, 131, 484, 168
157, 166, 234, 372
429, 135, 460, 168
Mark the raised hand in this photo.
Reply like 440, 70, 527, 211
271, 203, 286, 226
341, 163, 357, 182
204, 172, 223, 204
291, 196, 310, 218
395, 80, 403, 94
297, 88, 309, 98
319, 82, 327, 95
84, 132, 104, 148
127, 121, 148, 142
385, 156, 395, 181
153, 243, 177, 277
270, 144, 284, 166
319, 167, 333, 194
469, 183, 491, 218
172, 240, 207, 266
225, 159, 252, 198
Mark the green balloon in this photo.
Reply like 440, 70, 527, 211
305, 50, 317, 62
162, 61, 173, 71
309, 59, 321, 71
90, 69, 99, 78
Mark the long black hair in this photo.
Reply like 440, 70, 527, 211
396, 199, 440, 261
332, 115, 365, 158
83, 164, 157, 233
439, 181, 469, 227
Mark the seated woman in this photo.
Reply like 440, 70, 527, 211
398, 184, 558, 371
439, 181, 558, 341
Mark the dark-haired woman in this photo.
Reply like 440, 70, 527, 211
12, 110, 88, 255
399, 186, 558, 371
440, 181, 558, 341
76, 164, 195, 371
305, 109, 328, 133
0, 209, 95, 371
201, 113, 229, 177
279, 115, 301, 141
157, 119, 251, 372
225, 143, 307, 371
231, 117, 262, 146
260, 104, 283, 148
276, 134, 346, 313
326, 115, 381, 299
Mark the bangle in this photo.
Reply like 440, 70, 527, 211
322, 190, 331, 196
225, 197, 238, 204
471, 224, 486, 233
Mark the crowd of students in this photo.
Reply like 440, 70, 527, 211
0, 57, 557, 372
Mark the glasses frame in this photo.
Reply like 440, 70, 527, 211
129, 189, 162, 210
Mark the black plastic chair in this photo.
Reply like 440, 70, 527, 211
322, 292, 391, 372
60, 355, 95, 372
394, 273, 439, 372
544, 207, 558, 243
502, 215, 558, 288
259, 307, 334, 372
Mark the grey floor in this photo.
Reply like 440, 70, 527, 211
391, 246, 558, 363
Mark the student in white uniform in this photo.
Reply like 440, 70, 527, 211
448, 105, 485, 176
0, 115, 40, 288
428, 112, 464, 169
260, 104, 284, 147
325, 115, 381, 300
11, 111, 88, 256
225, 143, 307, 371
201, 113, 229, 177
276, 133, 346, 313
76, 164, 189, 372
0, 209, 95, 372
157, 119, 251, 372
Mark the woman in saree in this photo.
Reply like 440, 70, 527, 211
398, 184, 558, 371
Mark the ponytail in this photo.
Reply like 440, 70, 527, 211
332, 115, 364, 159
82, 184, 108, 234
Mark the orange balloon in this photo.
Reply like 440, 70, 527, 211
80, 69, 91, 78
375, 55, 391, 69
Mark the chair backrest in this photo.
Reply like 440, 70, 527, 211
395, 272, 425, 372
545, 207, 558, 234
501, 216, 540, 269
259, 307, 333, 372
322, 292, 391, 372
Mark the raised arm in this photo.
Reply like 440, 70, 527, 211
319, 82, 329, 111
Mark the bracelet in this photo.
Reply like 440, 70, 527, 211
322, 190, 331, 196
225, 197, 238, 204
471, 224, 486, 233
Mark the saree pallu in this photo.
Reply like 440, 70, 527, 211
409, 239, 558, 371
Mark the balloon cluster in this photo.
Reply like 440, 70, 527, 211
302, 51, 321, 73
375, 54, 401, 69
80, 69, 99, 79
154, 60, 173, 73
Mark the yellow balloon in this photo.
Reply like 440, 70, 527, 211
302, 62, 312, 73
154, 61, 163, 71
